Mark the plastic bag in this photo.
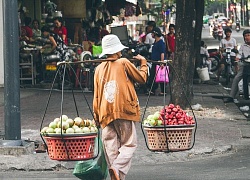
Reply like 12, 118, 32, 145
155, 65, 169, 83
73, 138, 108, 180
92, 45, 102, 57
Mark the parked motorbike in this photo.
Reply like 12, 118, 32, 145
207, 48, 220, 72
41, 48, 75, 89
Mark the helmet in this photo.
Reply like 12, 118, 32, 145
224, 28, 232, 34
243, 29, 250, 37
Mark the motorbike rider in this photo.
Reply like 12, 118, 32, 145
216, 28, 237, 81
224, 29, 250, 103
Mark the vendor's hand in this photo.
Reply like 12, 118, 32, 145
133, 54, 146, 62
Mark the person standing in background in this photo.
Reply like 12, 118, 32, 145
147, 27, 167, 96
53, 17, 68, 45
144, 21, 156, 46
165, 24, 175, 59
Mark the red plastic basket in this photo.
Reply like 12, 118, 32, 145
43, 134, 97, 161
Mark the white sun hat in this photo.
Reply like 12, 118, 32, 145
99, 34, 128, 58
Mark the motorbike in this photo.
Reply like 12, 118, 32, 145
217, 28, 223, 41
41, 48, 75, 89
207, 48, 220, 72
212, 26, 218, 39
236, 23, 240, 32
221, 48, 236, 86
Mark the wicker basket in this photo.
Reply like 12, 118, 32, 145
43, 134, 97, 161
144, 126, 195, 151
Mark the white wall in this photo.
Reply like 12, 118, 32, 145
0, 0, 4, 87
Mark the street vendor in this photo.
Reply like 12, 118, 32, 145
53, 17, 68, 45
93, 34, 147, 180
40, 25, 67, 55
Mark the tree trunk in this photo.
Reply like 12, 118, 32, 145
170, 0, 196, 108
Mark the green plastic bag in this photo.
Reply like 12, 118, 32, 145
73, 138, 108, 180
92, 45, 102, 57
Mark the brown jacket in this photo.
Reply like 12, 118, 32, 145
93, 58, 147, 129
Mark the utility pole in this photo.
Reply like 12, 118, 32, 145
3, 0, 21, 143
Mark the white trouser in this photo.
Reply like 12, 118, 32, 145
102, 120, 137, 180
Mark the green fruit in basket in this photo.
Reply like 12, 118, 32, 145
75, 128, 83, 133
143, 119, 149, 126
46, 127, 55, 133
82, 127, 91, 133
157, 120, 163, 126
66, 118, 74, 127
74, 117, 83, 126
153, 111, 161, 120
57, 121, 70, 130
41, 127, 49, 133
72, 125, 80, 131
54, 118, 60, 124
149, 119, 157, 126
147, 114, 154, 120
55, 128, 65, 134
90, 126, 97, 133
49, 121, 57, 129
60, 115, 68, 122
66, 128, 75, 134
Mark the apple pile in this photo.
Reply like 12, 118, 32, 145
41, 115, 98, 135
143, 104, 195, 127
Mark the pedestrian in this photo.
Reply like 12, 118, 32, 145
144, 21, 156, 45
93, 34, 148, 180
147, 27, 167, 96
200, 41, 213, 74
165, 24, 175, 59
224, 29, 250, 103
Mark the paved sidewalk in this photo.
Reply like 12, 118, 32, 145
0, 80, 250, 171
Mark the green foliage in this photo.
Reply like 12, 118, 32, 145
205, 0, 227, 15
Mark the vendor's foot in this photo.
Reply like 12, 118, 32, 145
109, 167, 120, 180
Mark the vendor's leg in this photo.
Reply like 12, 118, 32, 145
102, 122, 120, 170
112, 120, 137, 179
